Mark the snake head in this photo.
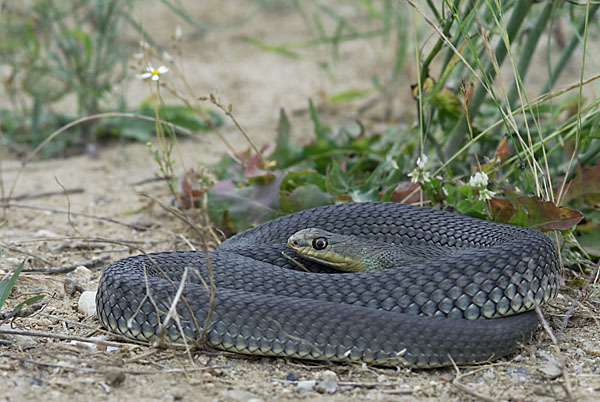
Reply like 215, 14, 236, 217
287, 228, 364, 272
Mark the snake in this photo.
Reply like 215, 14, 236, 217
96, 202, 561, 368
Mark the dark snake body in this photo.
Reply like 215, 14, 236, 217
96, 202, 561, 368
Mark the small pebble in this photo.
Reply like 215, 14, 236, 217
78, 291, 97, 316
319, 370, 338, 381
295, 380, 316, 392
73, 266, 92, 282
537, 362, 562, 380
64, 278, 84, 296
483, 368, 495, 380
315, 377, 339, 394
218, 390, 261, 402
35, 229, 59, 238
286, 372, 297, 381
104, 369, 126, 387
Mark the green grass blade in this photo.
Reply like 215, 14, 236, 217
0, 260, 25, 311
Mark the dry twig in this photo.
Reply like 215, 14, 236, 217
0, 188, 84, 202
0, 203, 149, 231
23, 255, 110, 274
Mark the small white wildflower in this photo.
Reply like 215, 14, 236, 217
407, 169, 431, 184
163, 52, 173, 61
478, 188, 496, 201
139, 65, 169, 81
469, 171, 489, 188
407, 154, 431, 184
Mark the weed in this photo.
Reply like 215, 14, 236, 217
0, 0, 131, 153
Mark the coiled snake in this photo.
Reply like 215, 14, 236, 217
96, 202, 560, 368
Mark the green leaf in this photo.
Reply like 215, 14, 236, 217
65, 29, 92, 70
244, 37, 300, 59
456, 199, 473, 214
280, 183, 334, 213
327, 88, 371, 103
280, 170, 327, 193
0, 260, 25, 311
7, 294, 45, 317
207, 174, 284, 233
575, 221, 600, 257
308, 98, 327, 140
458, 184, 474, 198
270, 108, 303, 168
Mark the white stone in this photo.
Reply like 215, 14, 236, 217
78, 291, 97, 316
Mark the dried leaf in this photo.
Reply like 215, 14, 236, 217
560, 160, 600, 205
208, 173, 284, 233
493, 135, 511, 163
510, 195, 583, 231
575, 221, 600, 257
488, 197, 515, 223
389, 182, 423, 204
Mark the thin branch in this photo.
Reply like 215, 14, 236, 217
0, 188, 84, 202
22, 255, 111, 274
0, 328, 145, 348
0, 354, 229, 375
559, 259, 600, 336
0, 203, 149, 231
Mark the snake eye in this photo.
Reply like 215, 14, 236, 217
312, 237, 328, 250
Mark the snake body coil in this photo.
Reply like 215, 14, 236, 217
96, 202, 560, 368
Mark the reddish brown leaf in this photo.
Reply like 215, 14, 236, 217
244, 153, 269, 179
488, 197, 515, 223
176, 169, 205, 209
512, 195, 583, 231
493, 135, 511, 163
389, 182, 424, 204
559, 160, 600, 205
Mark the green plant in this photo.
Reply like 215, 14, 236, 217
0, 261, 24, 312
0, 0, 131, 154
0, 260, 45, 325
200, 1, 600, 265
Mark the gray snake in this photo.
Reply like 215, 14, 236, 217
96, 202, 561, 368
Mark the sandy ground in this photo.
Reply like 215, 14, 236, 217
1, 2, 600, 401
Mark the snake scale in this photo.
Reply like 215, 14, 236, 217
96, 202, 561, 368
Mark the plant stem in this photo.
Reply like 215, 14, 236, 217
420, 0, 464, 86
443, 0, 533, 158
541, 3, 600, 94
505, 0, 557, 108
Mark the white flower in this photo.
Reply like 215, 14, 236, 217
469, 171, 489, 188
478, 188, 496, 201
407, 154, 430, 184
139, 65, 168, 81
407, 169, 431, 184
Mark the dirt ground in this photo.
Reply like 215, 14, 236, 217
1, 2, 600, 401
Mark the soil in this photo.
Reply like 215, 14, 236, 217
1, 2, 600, 401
